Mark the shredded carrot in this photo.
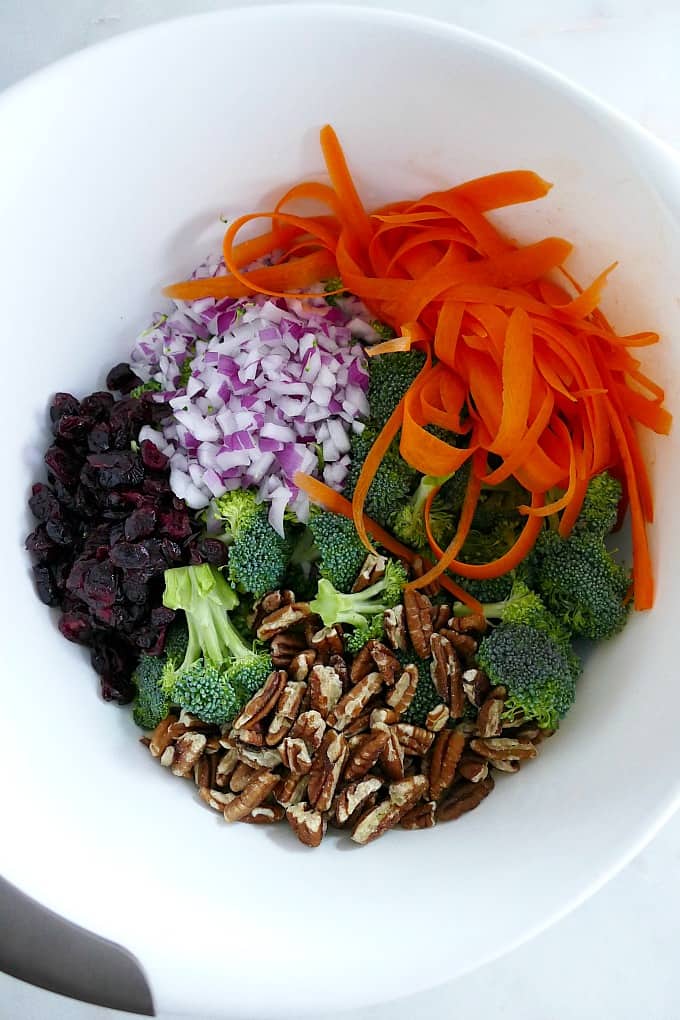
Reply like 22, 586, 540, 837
165, 124, 672, 609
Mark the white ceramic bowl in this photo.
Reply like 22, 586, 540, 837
2, 6, 679, 1018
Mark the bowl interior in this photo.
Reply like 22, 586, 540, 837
1, 7, 679, 1018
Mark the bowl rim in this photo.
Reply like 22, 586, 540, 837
2, 4, 680, 1013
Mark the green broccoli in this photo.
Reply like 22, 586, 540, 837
532, 529, 630, 641
344, 426, 419, 528
161, 564, 271, 724
344, 612, 386, 654
130, 379, 163, 399
575, 471, 622, 537
391, 473, 454, 551
323, 276, 346, 306
367, 350, 427, 428
396, 654, 441, 727
310, 559, 407, 628
370, 320, 396, 341
307, 509, 368, 593
283, 559, 319, 602
131, 617, 188, 730
214, 488, 291, 599
449, 574, 515, 605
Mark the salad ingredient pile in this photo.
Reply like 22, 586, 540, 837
26, 124, 671, 847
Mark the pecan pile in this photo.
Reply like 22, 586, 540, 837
143, 582, 553, 847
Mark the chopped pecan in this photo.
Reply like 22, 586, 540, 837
429, 730, 465, 800
440, 629, 478, 659
241, 804, 285, 825
350, 642, 377, 683
516, 724, 542, 742
490, 758, 521, 773
430, 632, 465, 718
310, 625, 344, 662
149, 714, 178, 758
286, 802, 326, 847
234, 722, 265, 747
251, 589, 295, 630
369, 641, 401, 685
223, 770, 281, 822
199, 788, 236, 812
410, 555, 441, 598
233, 670, 288, 730
351, 553, 387, 592
270, 630, 306, 668
256, 603, 311, 641
235, 745, 282, 770
453, 720, 478, 739
476, 696, 505, 738
394, 723, 434, 757
383, 605, 408, 653
370, 707, 399, 728
230, 761, 260, 793
307, 730, 348, 812
274, 773, 309, 808
343, 711, 372, 737
343, 729, 389, 782
389, 773, 428, 808
215, 748, 239, 787
458, 754, 489, 783
266, 680, 307, 746
163, 732, 207, 778
280, 737, 313, 774
431, 605, 451, 631
437, 775, 495, 821
333, 776, 382, 827
167, 710, 214, 740
329, 653, 350, 691
309, 664, 343, 717
400, 800, 437, 830
288, 649, 316, 682
350, 800, 402, 845
462, 668, 490, 708
386, 665, 419, 717
204, 735, 222, 755
377, 724, 405, 781
447, 613, 488, 635
290, 709, 327, 752
469, 737, 537, 762
194, 755, 217, 789
327, 672, 383, 730
425, 704, 450, 732
403, 588, 433, 658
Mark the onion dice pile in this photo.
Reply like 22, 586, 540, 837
131, 262, 377, 534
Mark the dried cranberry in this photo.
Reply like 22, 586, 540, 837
159, 508, 192, 540
122, 576, 149, 604
142, 476, 171, 497
58, 612, 93, 643
44, 446, 81, 489
32, 564, 60, 606
82, 560, 118, 606
55, 415, 89, 444
50, 392, 80, 424
160, 537, 183, 563
100, 676, 136, 704
109, 542, 150, 570
124, 507, 156, 541
28, 483, 62, 523
51, 477, 77, 512
25, 525, 58, 561
195, 537, 229, 566
106, 362, 141, 395
45, 518, 75, 546
87, 450, 144, 489
87, 423, 111, 453
140, 440, 168, 471
80, 391, 114, 419
131, 626, 165, 653
151, 606, 175, 628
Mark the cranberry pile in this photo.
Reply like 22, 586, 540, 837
25, 363, 227, 703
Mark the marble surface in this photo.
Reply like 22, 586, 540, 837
2, 1, 680, 1017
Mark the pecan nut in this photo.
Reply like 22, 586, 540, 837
351, 553, 387, 592
329, 653, 351, 691
307, 730, 349, 812
394, 723, 434, 757
241, 804, 285, 824
274, 773, 309, 808
199, 788, 236, 812
369, 642, 401, 686
350, 642, 377, 683
403, 588, 433, 658
309, 664, 343, 717
333, 776, 382, 828
437, 775, 495, 821
386, 665, 419, 717
327, 672, 383, 730
458, 754, 489, 783
351, 800, 402, 845
290, 709, 326, 753
149, 714, 178, 758
429, 730, 465, 800
447, 613, 488, 635
256, 603, 311, 641
233, 670, 288, 729
223, 770, 280, 822
288, 649, 316, 682
469, 737, 537, 762
266, 680, 307, 746
439, 629, 478, 659
230, 761, 260, 793
162, 732, 207, 777
310, 625, 344, 662
251, 589, 295, 630
430, 633, 464, 719
462, 668, 490, 708
270, 630, 306, 668
425, 704, 450, 732
235, 745, 282, 770
343, 728, 389, 782
383, 605, 408, 653
400, 800, 437, 830
215, 747, 239, 787
286, 802, 327, 847
476, 695, 505, 738
280, 737, 313, 774
410, 555, 441, 598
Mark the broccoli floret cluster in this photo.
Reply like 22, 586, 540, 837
214, 489, 291, 599
310, 559, 407, 629
367, 350, 426, 428
344, 426, 419, 528
575, 471, 622, 537
131, 617, 188, 730
344, 612, 386, 654
307, 509, 367, 593
396, 654, 441, 727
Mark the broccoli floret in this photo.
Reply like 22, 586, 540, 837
477, 623, 579, 729
450, 574, 515, 604
344, 426, 419, 528
396, 654, 441, 727
163, 615, 189, 663
310, 559, 407, 628
367, 350, 427, 428
214, 489, 291, 599
131, 654, 170, 730
344, 613, 386, 654
160, 564, 271, 724
575, 471, 622, 538
391, 473, 453, 551
532, 529, 630, 641
307, 510, 367, 593
370, 320, 396, 341
130, 379, 163, 399
323, 276, 346, 306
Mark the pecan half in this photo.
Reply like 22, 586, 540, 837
163, 732, 207, 778
377, 724, 405, 781
437, 775, 495, 821
370, 707, 399, 728
280, 737, 313, 774
307, 730, 348, 812
333, 776, 382, 827
167, 710, 213, 740
309, 664, 343, 717
327, 672, 383, 730
429, 730, 465, 800
403, 588, 433, 658
241, 804, 285, 825
430, 633, 465, 718
329, 653, 350, 691
350, 642, 377, 683
149, 714, 178, 758
234, 722, 265, 747
490, 758, 521, 773
343, 729, 389, 782
288, 649, 316, 682
256, 603, 311, 641
351, 553, 387, 592
286, 802, 327, 847
458, 754, 489, 783
447, 613, 488, 635
290, 709, 326, 753
266, 680, 307, 746
462, 668, 490, 708
199, 788, 236, 812
394, 723, 434, 757
431, 605, 451, 631
343, 711, 372, 737
369, 642, 401, 686
274, 773, 309, 809
469, 737, 537, 762
193, 755, 217, 789
233, 670, 287, 730
230, 761, 260, 793
310, 625, 344, 662
425, 704, 450, 732
223, 770, 280, 822
251, 589, 295, 631
383, 605, 408, 652
215, 748, 239, 787
400, 800, 436, 830
440, 629, 478, 659
235, 745, 282, 770
410, 555, 441, 598
389, 773, 428, 808
270, 631, 306, 668
476, 696, 505, 738
386, 665, 419, 717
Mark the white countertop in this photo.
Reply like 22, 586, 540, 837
2, 1, 680, 1018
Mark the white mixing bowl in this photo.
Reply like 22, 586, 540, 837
1, 6, 679, 1018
